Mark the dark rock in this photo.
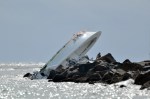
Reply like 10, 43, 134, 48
87, 73, 102, 82
71, 75, 80, 80
89, 81, 95, 84
110, 69, 131, 82
145, 63, 150, 66
116, 62, 143, 72
97, 53, 116, 63
65, 74, 80, 82
78, 63, 95, 73
66, 69, 79, 78
96, 53, 101, 59
134, 71, 150, 85
75, 77, 88, 83
144, 60, 150, 62
129, 70, 140, 80
23, 73, 32, 78
136, 60, 150, 66
68, 66, 79, 71
60, 70, 68, 77
48, 79, 53, 82
120, 85, 126, 88
53, 69, 78, 82
52, 74, 66, 82
110, 73, 123, 84
47, 70, 57, 79
55, 65, 66, 73
115, 69, 126, 75
102, 69, 128, 84
86, 68, 95, 77
143, 60, 150, 66
102, 71, 114, 84
113, 62, 122, 65
140, 81, 150, 90
93, 64, 109, 72
99, 71, 108, 77
123, 59, 131, 64
141, 66, 150, 71
122, 72, 131, 81
96, 61, 109, 67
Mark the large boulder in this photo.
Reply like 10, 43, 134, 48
101, 68, 131, 84
93, 64, 109, 72
78, 63, 95, 73
55, 65, 66, 73
122, 72, 132, 81
140, 81, 150, 90
86, 72, 102, 82
75, 77, 88, 83
137, 60, 150, 66
123, 59, 132, 64
141, 66, 150, 71
134, 71, 150, 85
66, 69, 79, 78
102, 71, 114, 84
47, 70, 57, 79
52, 74, 66, 82
116, 62, 143, 72
96, 53, 116, 63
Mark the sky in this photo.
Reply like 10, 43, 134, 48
0, 0, 150, 63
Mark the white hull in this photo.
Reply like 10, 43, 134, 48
40, 31, 101, 76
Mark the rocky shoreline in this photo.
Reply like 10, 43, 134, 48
24, 53, 150, 90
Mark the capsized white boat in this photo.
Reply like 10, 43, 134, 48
40, 31, 101, 76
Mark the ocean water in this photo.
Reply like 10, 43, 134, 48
0, 63, 150, 99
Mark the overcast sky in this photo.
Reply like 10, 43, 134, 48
0, 0, 150, 63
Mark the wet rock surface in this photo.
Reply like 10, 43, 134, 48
24, 53, 150, 90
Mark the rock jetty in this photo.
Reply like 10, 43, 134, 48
24, 53, 150, 90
